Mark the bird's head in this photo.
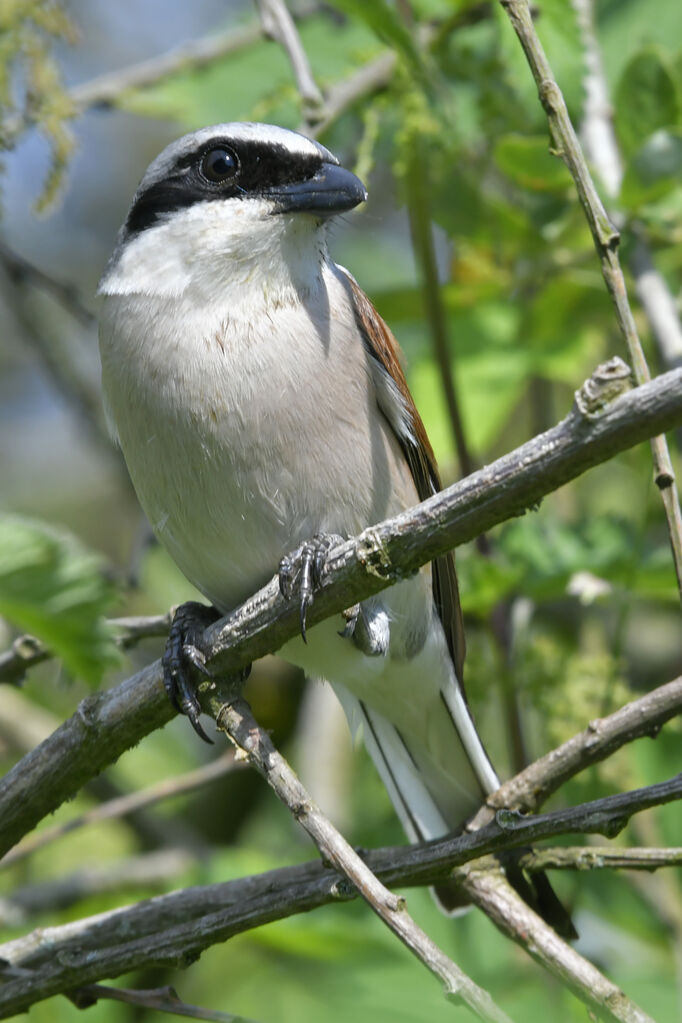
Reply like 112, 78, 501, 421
99, 122, 367, 302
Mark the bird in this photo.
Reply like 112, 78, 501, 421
98, 122, 572, 930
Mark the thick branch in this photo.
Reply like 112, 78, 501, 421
1, 771, 679, 1017
2, 365, 682, 857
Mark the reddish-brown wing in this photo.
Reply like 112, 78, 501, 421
341, 271, 467, 683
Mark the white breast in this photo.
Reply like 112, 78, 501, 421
99, 260, 419, 614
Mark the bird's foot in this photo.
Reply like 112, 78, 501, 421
162, 601, 222, 743
279, 533, 344, 642
340, 603, 390, 657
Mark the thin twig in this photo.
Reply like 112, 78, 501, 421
0, 258, 112, 456
312, 51, 397, 138
1, 751, 239, 868
71, 982, 260, 1022
499, 0, 682, 603
2, 363, 682, 857
518, 846, 682, 873
467, 675, 682, 829
211, 694, 512, 1022
254, 0, 324, 130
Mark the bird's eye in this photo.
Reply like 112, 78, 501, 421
200, 147, 239, 183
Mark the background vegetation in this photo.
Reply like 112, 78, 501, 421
1, 0, 681, 1020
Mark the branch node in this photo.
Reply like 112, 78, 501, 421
538, 78, 560, 114
330, 878, 356, 899
600, 815, 629, 839
494, 808, 526, 831
655, 470, 676, 490
573, 356, 632, 419
387, 892, 407, 912
357, 529, 395, 580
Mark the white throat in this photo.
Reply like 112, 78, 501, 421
98, 198, 329, 313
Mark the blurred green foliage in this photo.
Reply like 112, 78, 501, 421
2, 0, 682, 1021
0, 516, 120, 683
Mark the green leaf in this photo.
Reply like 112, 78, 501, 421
0, 516, 121, 685
493, 134, 572, 192
615, 48, 680, 157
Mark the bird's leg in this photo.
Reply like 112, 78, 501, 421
278, 532, 344, 641
162, 601, 252, 744
340, 602, 390, 657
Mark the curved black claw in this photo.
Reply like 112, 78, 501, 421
162, 601, 221, 743
278, 533, 344, 642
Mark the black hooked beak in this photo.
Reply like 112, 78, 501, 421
269, 161, 367, 217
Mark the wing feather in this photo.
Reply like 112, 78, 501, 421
340, 268, 466, 683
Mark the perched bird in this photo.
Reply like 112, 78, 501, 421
98, 122, 571, 929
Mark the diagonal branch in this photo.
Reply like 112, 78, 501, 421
467, 674, 682, 829
2, 362, 682, 858
254, 0, 324, 130
498, 0, 682, 604
1, 757, 678, 1017
211, 694, 512, 1023
457, 865, 653, 1023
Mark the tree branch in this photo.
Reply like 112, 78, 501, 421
210, 694, 512, 1023
456, 865, 653, 1023
467, 675, 682, 829
2, 362, 682, 857
498, 0, 682, 604
1, 5, 320, 146
0, 241, 94, 328
1, 766, 678, 1017
255, 0, 324, 130
518, 846, 682, 873
71, 983, 260, 1023
312, 51, 396, 138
